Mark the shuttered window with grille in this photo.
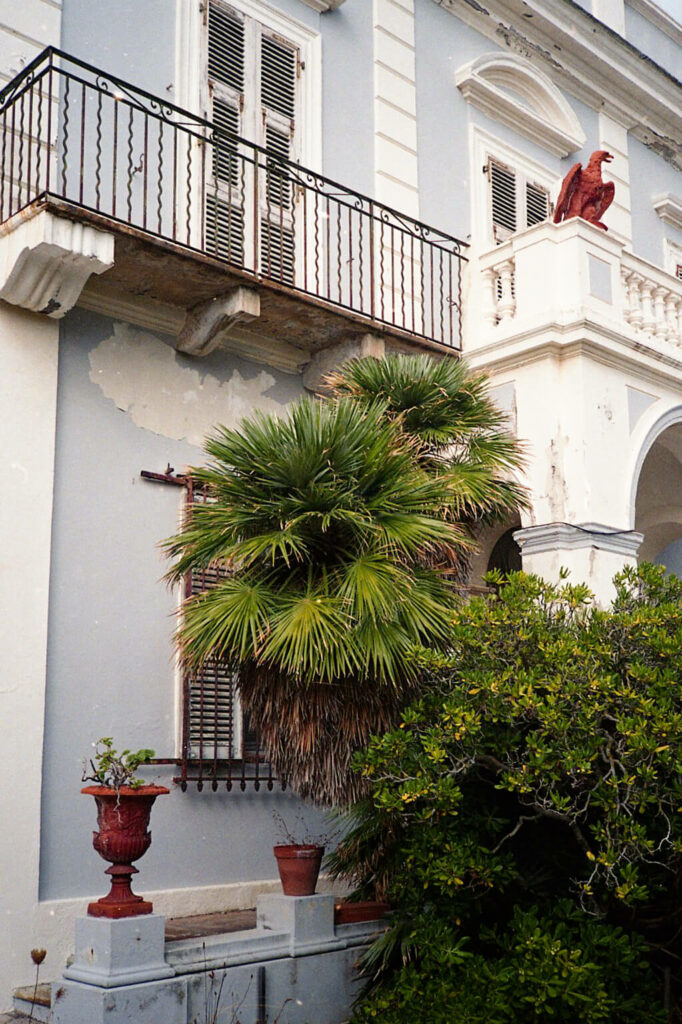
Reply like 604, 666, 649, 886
206, 0, 299, 283
179, 481, 279, 792
489, 158, 550, 243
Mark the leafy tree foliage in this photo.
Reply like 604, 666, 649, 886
332, 565, 682, 1022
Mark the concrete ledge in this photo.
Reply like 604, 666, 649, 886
514, 521, 643, 558
51, 976, 188, 1024
52, 896, 384, 1023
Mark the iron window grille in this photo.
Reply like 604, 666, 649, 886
141, 469, 282, 792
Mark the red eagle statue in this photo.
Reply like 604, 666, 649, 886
553, 150, 615, 231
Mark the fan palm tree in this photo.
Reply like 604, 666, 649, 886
165, 397, 465, 805
328, 354, 527, 584
165, 356, 527, 806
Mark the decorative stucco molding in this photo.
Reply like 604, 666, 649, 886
653, 193, 682, 232
514, 521, 643, 558
79, 280, 186, 337
627, 0, 682, 46
440, 0, 682, 170
455, 53, 585, 158
299, 0, 346, 9
176, 288, 262, 357
0, 209, 114, 318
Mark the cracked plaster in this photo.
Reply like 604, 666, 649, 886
88, 323, 286, 448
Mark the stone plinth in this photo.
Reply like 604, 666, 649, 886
257, 893, 336, 955
62, 915, 173, 988
52, 915, 183, 1024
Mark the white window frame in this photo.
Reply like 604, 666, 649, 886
470, 126, 558, 256
663, 239, 682, 282
174, 0, 322, 172
173, 486, 245, 763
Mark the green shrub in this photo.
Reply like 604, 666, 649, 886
335, 565, 682, 1022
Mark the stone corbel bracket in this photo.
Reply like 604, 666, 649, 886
303, 333, 385, 393
0, 209, 114, 317
176, 287, 261, 357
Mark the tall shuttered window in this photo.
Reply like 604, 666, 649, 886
488, 158, 550, 243
180, 481, 275, 792
205, 0, 299, 283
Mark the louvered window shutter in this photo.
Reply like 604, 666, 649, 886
526, 180, 550, 227
184, 584, 242, 763
182, 482, 242, 763
490, 160, 517, 243
185, 559, 242, 763
261, 36, 297, 120
206, 1, 245, 264
259, 32, 297, 285
489, 158, 550, 243
208, 3, 245, 92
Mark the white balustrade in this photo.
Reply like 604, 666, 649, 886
622, 256, 682, 347
477, 225, 682, 350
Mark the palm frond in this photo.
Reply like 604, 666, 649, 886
165, 356, 527, 805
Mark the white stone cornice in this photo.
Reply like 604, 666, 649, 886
466, 322, 682, 393
434, 0, 682, 168
653, 193, 682, 232
0, 209, 114, 319
627, 0, 682, 45
455, 53, 585, 158
299, 0, 346, 9
514, 522, 643, 558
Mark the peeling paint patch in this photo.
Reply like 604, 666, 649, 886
88, 323, 284, 447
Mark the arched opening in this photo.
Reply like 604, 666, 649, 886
469, 516, 522, 592
487, 527, 522, 575
634, 421, 682, 575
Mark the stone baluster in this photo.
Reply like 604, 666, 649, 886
640, 280, 656, 338
653, 286, 668, 343
620, 266, 630, 322
496, 260, 516, 322
664, 292, 679, 345
625, 272, 643, 331
481, 268, 499, 327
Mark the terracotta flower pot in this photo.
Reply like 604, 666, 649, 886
273, 844, 324, 896
82, 784, 169, 919
333, 900, 390, 924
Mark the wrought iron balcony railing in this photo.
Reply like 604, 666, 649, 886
0, 48, 467, 348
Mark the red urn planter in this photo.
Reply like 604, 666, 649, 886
273, 844, 324, 896
82, 784, 169, 919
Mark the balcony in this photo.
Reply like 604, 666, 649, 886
472, 219, 682, 360
0, 49, 467, 366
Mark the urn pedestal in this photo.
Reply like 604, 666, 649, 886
82, 784, 169, 919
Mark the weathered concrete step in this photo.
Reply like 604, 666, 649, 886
12, 983, 51, 1023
